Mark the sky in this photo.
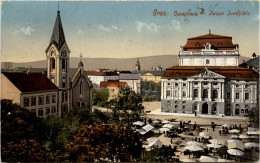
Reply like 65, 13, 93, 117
1, 1, 259, 62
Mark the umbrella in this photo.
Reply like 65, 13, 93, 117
199, 132, 209, 138
180, 158, 196, 162
231, 135, 239, 139
227, 149, 244, 156
184, 145, 204, 151
222, 124, 230, 128
209, 139, 225, 145
136, 129, 146, 135
169, 121, 180, 125
247, 131, 260, 135
207, 143, 221, 148
199, 156, 218, 162
229, 129, 240, 134
239, 135, 250, 139
244, 142, 259, 148
142, 124, 154, 132
227, 139, 244, 150
162, 120, 170, 124
159, 127, 170, 132
162, 124, 174, 129
218, 159, 234, 162
186, 141, 203, 147
147, 137, 157, 142
152, 120, 160, 124
133, 121, 144, 126
146, 139, 163, 149
249, 135, 258, 139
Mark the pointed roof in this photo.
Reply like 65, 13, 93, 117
46, 10, 66, 52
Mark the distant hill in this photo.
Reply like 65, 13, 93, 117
2, 55, 251, 71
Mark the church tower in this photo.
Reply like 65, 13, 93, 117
45, 8, 71, 116
135, 58, 141, 71
46, 9, 70, 89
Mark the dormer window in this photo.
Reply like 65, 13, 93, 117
236, 73, 241, 77
196, 43, 200, 46
176, 72, 180, 75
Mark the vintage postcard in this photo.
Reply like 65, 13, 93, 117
1, 1, 259, 162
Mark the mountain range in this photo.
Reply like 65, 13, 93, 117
2, 55, 250, 71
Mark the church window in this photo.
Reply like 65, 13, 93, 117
80, 81, 83, 95
62, 58, 66, 70
51, 50, 55, 56
194, 89, 198, 98
62, 50, 66, 56
65, 92, 68, 102
236, 92, 240, 99
206, 59, 210, 64
203, 89, 208, 98
245, 93, 249, 100
213, 89, 218, 98
62, 82, 66, 88
51, 58, 55, 69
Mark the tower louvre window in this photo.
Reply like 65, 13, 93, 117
51, 58, 55, 69
62, 58, 66, 70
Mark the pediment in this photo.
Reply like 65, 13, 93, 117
188, 69, 225, 79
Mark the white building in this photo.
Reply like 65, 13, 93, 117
161, 32, 259, 116
119, 73, 141, 94
86, 71, 119, 86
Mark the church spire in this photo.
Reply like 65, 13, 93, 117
46, 9, 66, 52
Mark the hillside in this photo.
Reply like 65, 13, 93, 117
2, 55, 250, 71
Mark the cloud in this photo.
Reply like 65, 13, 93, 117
136, 21, 160, 33
97, 24, 122, 32
171, 19, 182, 31
78, 29, 84, 34
12, 26, 34, 36
98, 25, 111, 32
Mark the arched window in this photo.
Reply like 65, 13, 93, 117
203, 89, 208, 98
213, 89, 218, 98
206, 59, 210, 64
50, 58, 55, 69
194, 89, 198, 98
80, 81, 83, 95
62, 58, 66, 70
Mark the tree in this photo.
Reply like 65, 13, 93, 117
248, 106, 259, 127
143, 145, 179, 162
108, 86, 144, 125
67, 123, 142, 162
92, 88, 109, 107
1, 99, 46, 162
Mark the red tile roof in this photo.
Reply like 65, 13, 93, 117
182, 33, 237, 51
100, 81, 126, 88
85, 71, 118, 76
163, 66, 259, 80
3, 72, 58, 92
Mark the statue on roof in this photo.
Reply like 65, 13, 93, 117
204, 43, 212, 50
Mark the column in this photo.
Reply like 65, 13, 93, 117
198, 81, 202, 101
251, 84, 254, 101
179, 82, 182, 100
218, 83, 221, 102
209, 82, 212, 101
241, 83, 244, 102
190, 82, 193, 100
171, 82, 174, 99
221, 82, 224, 102
187, 81, 190, 98
161, 81, 164, 99
231, 83, 235, 102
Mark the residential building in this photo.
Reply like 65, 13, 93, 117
86, 71, 119, 86
119, 73, 141, 94
133, 71, 165, 83
1, 72, 59, 118
100, 81, 126, 100
161, 32, 259, 116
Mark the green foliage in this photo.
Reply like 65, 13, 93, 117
248, 106, 259, 127
93, 88, 109, 107
1, 99, 46, 162
67, 123, 143, 162
108, 86, 144, 125
141, 81, 161, 101
143, 145, 179, 162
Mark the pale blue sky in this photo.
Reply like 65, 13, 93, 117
1, 1, 259, 62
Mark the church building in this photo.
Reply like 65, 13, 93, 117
161, 31, 259, 116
